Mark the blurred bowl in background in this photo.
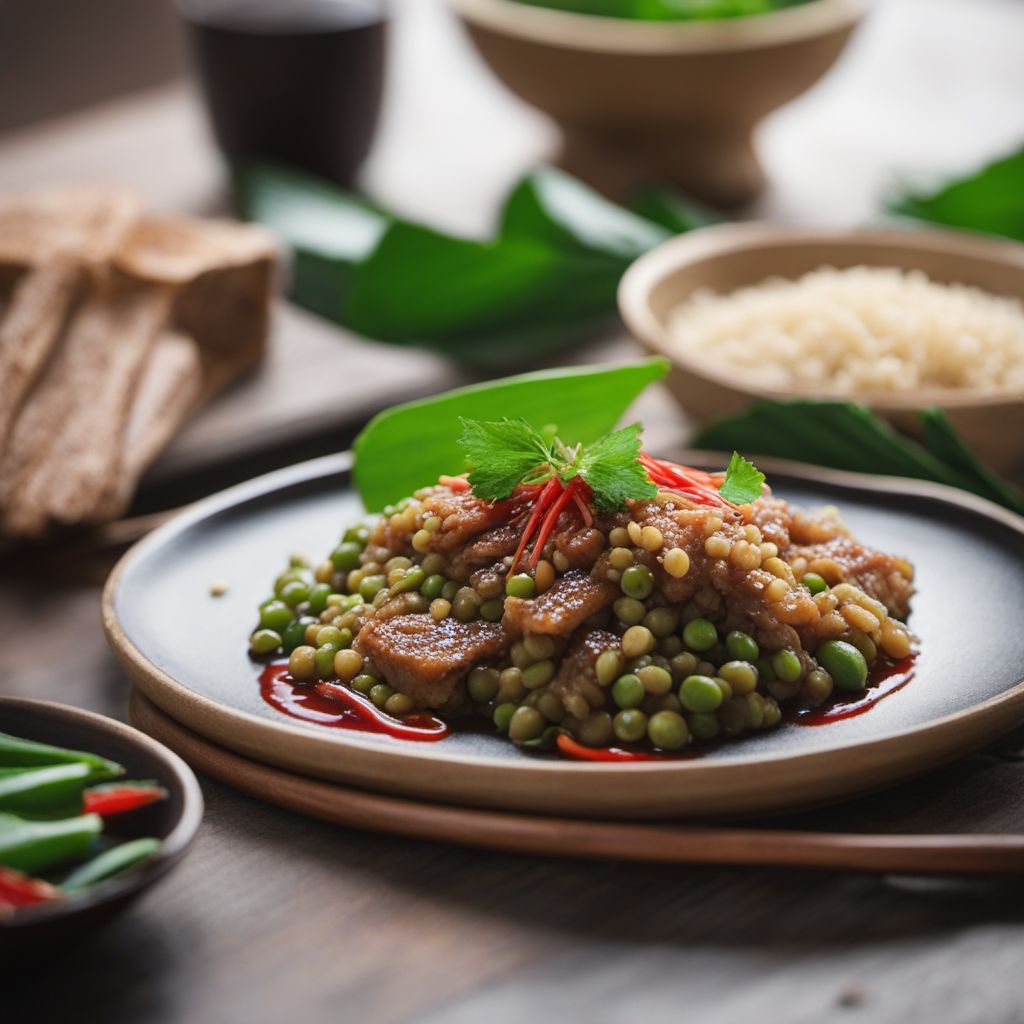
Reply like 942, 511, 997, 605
180, 0, 388, 187
618, 222, 1024, 475
450, 0, 866, 207
0, 698, 202, 955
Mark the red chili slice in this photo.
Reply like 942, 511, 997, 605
0, 866, 62, 909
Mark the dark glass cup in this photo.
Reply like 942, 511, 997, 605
179, 0, 388, 186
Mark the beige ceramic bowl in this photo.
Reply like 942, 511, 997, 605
450, 0, 867, 206
618, 222, 1024, 476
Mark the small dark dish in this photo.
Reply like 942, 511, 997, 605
0, 698, 203, 954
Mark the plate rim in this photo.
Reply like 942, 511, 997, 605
101, 452, 1024, 817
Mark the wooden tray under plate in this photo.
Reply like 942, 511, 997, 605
129, 690, 1024, 875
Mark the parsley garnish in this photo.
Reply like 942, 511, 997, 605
718, 451, 766, 505
458, 417, 657, 510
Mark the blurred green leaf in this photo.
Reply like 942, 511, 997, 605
917, 407, 1024, 514
234, 163, 390, 319
342, 221, 625, 366
886, 145, 1024, 243
630, 185, 722, 234
500, 167, 670, 262
353, 358, 669, 510
694, 400, 1024, 514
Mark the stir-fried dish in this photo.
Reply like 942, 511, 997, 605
251, 420, 915, 755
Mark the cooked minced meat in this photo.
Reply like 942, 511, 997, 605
252, 460, 915, 754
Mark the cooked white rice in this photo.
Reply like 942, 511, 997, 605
665, 266, 1024, 394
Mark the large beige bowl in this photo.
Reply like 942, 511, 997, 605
618, 223, 1024, 476
450, 0, 867, 206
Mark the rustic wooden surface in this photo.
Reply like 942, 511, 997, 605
4, 0, 1024, 1021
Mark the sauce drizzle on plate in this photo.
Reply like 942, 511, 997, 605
793, 656, 916, 726
259, 662, 449, 741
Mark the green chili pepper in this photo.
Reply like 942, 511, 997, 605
0, 763, 93, 818
0, 732, 122, 782
61, 837, 161, 893
0, 812, 102, 874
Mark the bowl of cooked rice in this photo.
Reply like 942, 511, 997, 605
618, 223, 1024, 475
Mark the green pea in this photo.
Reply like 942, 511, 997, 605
725, 630, 759, 662
343, 524, 369, 546
307, 583, 332, 615
279, 579, 310, 607
595, 649, 624, 687
359, 574, 387, 602
369, 683, 395, 708
281, 616, 315, 654
493, 702, 518, 733
274, 569, 307, 596
392, 566, 426, 594
620, 564, 654, 600
687, 712, 720, 742
288, 645, 316, 681
644, 607, 679, 638
611, 674, 645, 709
480, 598, 505, 622
467, 668, 499, 703
817, 640, 868, 691
259, 600, 294, 632
316, 625, 344, 648
578, 712, 614, 748
718, 660, 758, 695
506, 574, 536, 599
637, 665, 673, 695
249, 629, 282, 655
613, 709, 648, 744
441, 580, 461, 601
772, 649, 803, 683
508, 706, 545, 743
756, 655, 778, 684
679, 674, 723, 713
803, 572, 828, 595
351, 673, 377, 695
315, 644, 340, 679
648, 710, 689, 751
522, 660, 556, 690
613, 596, 647, 626
420, 574, 447, 600
682, 618, 717, 652
331, 542, 363, 571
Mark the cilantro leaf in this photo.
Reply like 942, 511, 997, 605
718, 451, 765, 505
458, 417, 555, 501
577, 423, 657, 512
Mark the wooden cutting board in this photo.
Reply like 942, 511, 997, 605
129, 689, 1024, 875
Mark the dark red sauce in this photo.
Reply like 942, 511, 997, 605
792, 656, 916, 726
259, 655, 916, 757
259, 662, 449, 741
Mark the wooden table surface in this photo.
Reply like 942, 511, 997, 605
5, 1, 1024, 1020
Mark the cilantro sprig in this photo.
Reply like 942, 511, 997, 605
718, 451, 766, 506
458, 417, 657, 511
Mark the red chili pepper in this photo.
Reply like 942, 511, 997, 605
638, 453, 737, 510
529, 477, 587, 568
82, 782, 167, 817
509, 476, 563, 575
0, 866, 62, 909
555, 734, 658, 762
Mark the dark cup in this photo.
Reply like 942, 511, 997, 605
179, 0, 388, 186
